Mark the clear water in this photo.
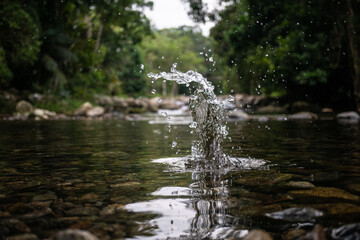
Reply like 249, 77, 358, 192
0, 119, 360, 239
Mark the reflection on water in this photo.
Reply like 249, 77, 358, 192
0, 120, 359, 239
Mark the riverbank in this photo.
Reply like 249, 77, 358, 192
1, 91, 359, 122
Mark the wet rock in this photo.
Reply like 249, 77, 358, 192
80, 193, 98, 203
94, 94, 113, 106
32, 191, 57, 201
243, 230, 273, 240
311, 203, 360, 216
331, 223, 360, 240
284, 181, 315, 189
99, 204, 125, 216
86, 106, 104, 117
265, 207, 323, 222
321, 107, 333, 113
16, 100, 33, 117
256, 105, 286, 114
53, 229, 99, 240
225, 109, 249, 120
127, 98, 149, 113
148, 97, 160, 112
297, 225, 326, 240
7, 234, 39, 240
74, 102, 93, 116
290, 187, 360, 201
347, 184, 360, 194
159, 99, 181, 110
0, 218, 31, 235
289, 111, 318, 120
283, 228, 307, 240
64, 207, 99, 216
110, 182, 141, 190
69, 220, 93, 230
112, 97, 128, 112
233, 170, 293, 187
337, 111, 360, 120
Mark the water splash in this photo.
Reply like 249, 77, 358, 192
148, 64, 229, 167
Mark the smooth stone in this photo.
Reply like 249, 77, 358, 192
32, 191, 57, 201
80, 193, 99, 203
64, 207, 99, 216
290, 187, 360, 201
159, 99, 181, 110
297, 225, 326, 240
283, 229, 307, 240
53, 229, 98, 240
86, 106, 104, 117
0, 218, 31, 234
347, 184, 360, 193
284, 181, 316, 189
256, 105, 286, 113
265, 207, 323, 222
289, 111, 318, 120
243, 230, 273, 240
225, 109, 249, 119
110, 182, 141, 189
337, 111, 360, 119
331, 223, 360, 240
74, 102, 93, 116
99, 204, 125, 216
7, 234, 39, 240
311, 203, 360, 215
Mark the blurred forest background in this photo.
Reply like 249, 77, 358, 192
0, 0, 360, 111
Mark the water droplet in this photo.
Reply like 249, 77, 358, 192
161, 112, 167, 117
189, 122, 197, 128
151, 89, 156, 94
209, 57, 214, 62
227, 95, 234, 102
171, 141, 177, 148
140, 64, 144, 69
158, 98, 163, 104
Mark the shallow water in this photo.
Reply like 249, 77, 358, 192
0, 119, 360, 239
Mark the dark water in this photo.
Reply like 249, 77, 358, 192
0, 119, 360, 239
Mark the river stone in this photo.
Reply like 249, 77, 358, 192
284, 181, 315, 189
99, 203, 125, 216
74, 102, 93, 116
290, 187, 360, 201
159, 99, 181, 110
243, 230, 273, 240
297, 225, 326, 240
86, 106, 104, 117
53, 229, 99, 240
283, 229, 307, 240
32, 191, 57, 201
110, 182, 141, 189
311, 203, 360, 215
80, 193, 99, 203
16, 100, 33, 116
64, 207, 99, 216
289, 111, 318, 120
256, 105, 286, 114
347, 184, 360, 193
331, 223, 360, 240
265, 207, 323, 222
148, 97, 160, 112
337, 111, 360, 119
225, 109, 249, 119
0, 218, 31, 234
233, 170, 293, 187
7, 234, 39, 240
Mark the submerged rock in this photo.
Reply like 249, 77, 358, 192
53, 229, 99, 240
99, 203, 125, 216
243, 230, 273, 240
7, 234, 39, 240
283, 228, 307, 240
297, 225, 326, 240
289, 111, 318, 120
290, 187, 360, 201
284, 181, 316, 189
331, 223, 360, 240
311, 203, 360, 216
265, 207, 323, 222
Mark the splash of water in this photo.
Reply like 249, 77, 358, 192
148, 64, 229, 167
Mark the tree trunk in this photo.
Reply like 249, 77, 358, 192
94, 21, 104, 55
346, 0, 360, 111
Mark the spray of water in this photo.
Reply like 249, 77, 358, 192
148, 64, 229, 167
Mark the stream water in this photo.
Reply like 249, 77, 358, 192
0, 118, 360, 239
